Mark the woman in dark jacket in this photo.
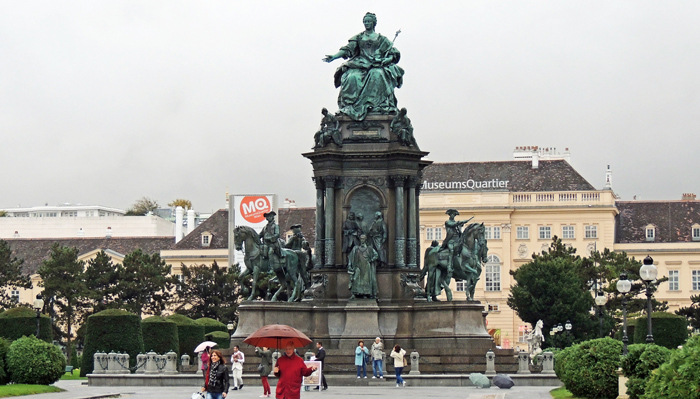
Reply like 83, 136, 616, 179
255, 346, 273, 397
202, 350, 230, 399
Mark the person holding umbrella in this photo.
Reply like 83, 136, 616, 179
274, 341, 317, 399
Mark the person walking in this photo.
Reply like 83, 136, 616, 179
313, 342, 328, 390
255, 347, 272, 398
201, 346, 211, 380
202, 350, 229, 399
390, 345, 406, 388
274, 341, 317, 399
371, 337, 384, 379
355, 340, 369, 378
230, 345, 245, 390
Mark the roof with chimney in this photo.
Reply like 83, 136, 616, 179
421, 160, 596, 192
279, 207, 316, 244
615, 199, 700, 243
5, 236, 174, 275
174, 209, 229, 250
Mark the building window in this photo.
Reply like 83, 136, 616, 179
434, 227, 443, 240
201, 234, 211, 247
455, 281, 466, 292
516, 226, 529, 240
562, 225, 575, 239
539, 226, 551, 240
692, 225, 700, 241
693, 270, 700, 291
85, 211, 94, 217
426, 228, 434, 241
646, 226, 655, 241
585, 225, 598, 238
62, 211, 77, 217
10, 290, 19, 303
485, 254, 501, 291
487, 304, 500, 312
518, 326, 529, 343
485, 226, 501, 240
668, 270, 679, 291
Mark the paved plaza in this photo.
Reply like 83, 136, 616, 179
31, 380, 559, 399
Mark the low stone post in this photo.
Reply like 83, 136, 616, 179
93, 351, 107, 374
271, 351, 281, 377
617, 368, 629, 399
409, 351, 420, 375
181, 353, 191, 368
145, 351, 158, 374
382, 352, 387, 376
517, 351, 531, 374
541, 352, 555, 374
156, 354, 167, 373
136, 353, 147, 374
304, 351, 314, 361
106, 351, 118, 374
485, 350, 496, 376
164, 351, 178, 374
119, 353, 130, 374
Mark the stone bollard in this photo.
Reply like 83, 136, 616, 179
409, 351, 420, 375
119, 353, 130, 374
145, 351, 159, 374
617, 368, 629, 399
164, 351, 178, 374
93, 351, 108, 374
155, 354, 167, 373
271, 351, 281, 377
304, 350, 314, 361
517, 351, 531, 374
136, 353, 147, 374
181, 353, 191, 368
382, 352, 387, 376
485, 350, 496, 376
541, 352, 555, 374
106, 351, 119, 374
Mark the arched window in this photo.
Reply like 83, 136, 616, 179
485, 254, 501, 292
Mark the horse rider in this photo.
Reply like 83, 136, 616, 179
259, 211, 285, 260
440, 209, 472, 271
285, 224, 310, 287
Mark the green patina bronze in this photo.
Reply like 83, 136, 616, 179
391, 107, 418, 148
323, 12, 404, 121
348, 234, 379, 299
313, 108, 342, 149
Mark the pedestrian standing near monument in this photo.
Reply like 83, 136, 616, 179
371, 337, 384, 379
230, 345, 245, 390
202, 350, 229, 399
255, 346, 272, 398
390, 345, 406, 387
274, 342, 317, 399
355, 340, 369, 378
313, 342, 328, 391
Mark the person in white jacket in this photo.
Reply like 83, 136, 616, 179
230, 345, 245, 390
390, 345, 406, 387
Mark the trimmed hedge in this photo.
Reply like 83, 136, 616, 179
633, 312, 688, 349
0, 307, 52, 342
205, 331, 230, 350
7, 335, 65, 385
0, 337, 9, 385
643, 334, 700, 398
557, 337, 622, 399
195, 318, 228, 335
620, 344, 672, 399
81, 309, 144, 376
166, 314, 204, 363
141, 316, 179, 356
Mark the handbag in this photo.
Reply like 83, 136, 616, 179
403, 356, 407, 367
257, 363, 264, 372
191, 392, 205, 399
364, 352, 371, 364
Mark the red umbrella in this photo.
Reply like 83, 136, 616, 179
243, 324, 312, 349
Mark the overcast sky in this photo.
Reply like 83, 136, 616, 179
2, 1, 699, 213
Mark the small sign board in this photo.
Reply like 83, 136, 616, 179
302, 360, 322, 388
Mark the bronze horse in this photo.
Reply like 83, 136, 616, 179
233, 225, 305, 302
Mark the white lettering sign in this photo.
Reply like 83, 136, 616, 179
421, 179, 510, 191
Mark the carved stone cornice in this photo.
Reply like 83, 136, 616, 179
390, 175, 407, 188
322, 175, 339, 188
343, 176, 387, 189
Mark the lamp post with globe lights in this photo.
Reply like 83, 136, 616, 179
616, 271, 632, 355
640, 256, 658, 344
595, 290, 608, 338
33, 294, 44, 338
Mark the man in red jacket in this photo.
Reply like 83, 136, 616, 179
274, 342, 317, 399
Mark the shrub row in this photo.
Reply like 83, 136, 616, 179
620, 344, 671, 399
141, 316, 179, 356
81, 309, 144, 376
0, 307, 53, 342
633, 312, 688, 349
642, 334, 700, 398
167, 314, 205, 362
555, 337, 622, 399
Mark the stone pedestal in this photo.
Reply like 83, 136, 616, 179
517, 351, 531, 374
339, 300, 381, 348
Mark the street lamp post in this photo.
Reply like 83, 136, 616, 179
640, 256, 658, 344
616, 272, 632, 355
32, 294, 44, 338
227, 322, 234, 338
595, 291, 608, 338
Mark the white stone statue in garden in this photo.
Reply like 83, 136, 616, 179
527, 320, 545, 361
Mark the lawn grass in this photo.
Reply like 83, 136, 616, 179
60, 368, 86, 380
0, 384, 63, 397
550, 386, 580, 399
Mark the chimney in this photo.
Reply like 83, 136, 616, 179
682, 193, 696, 201
604, 165, 613, 190
13, 231, 19, 238
283, 198, 291, 209
175, 206, 184, 243
186, 209, 195, 235
563, 148, 571, 164
105, 227, 112, 238
532, 152, 539, 169
289, 199, 297, 209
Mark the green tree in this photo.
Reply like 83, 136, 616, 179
114, 249, 175, 316
174, 261, 241, 323
507, 237, 598, 347
125, 197, 159, 216
168, 199, 192, 210
83, 251, 120, 315
0, 240, 32, 308
676, 294, 700, 331
37, 244, 87, 366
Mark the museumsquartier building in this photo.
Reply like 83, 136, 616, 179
418, 150, 700, 348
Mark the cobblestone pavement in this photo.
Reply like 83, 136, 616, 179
32, 380, 558, 399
